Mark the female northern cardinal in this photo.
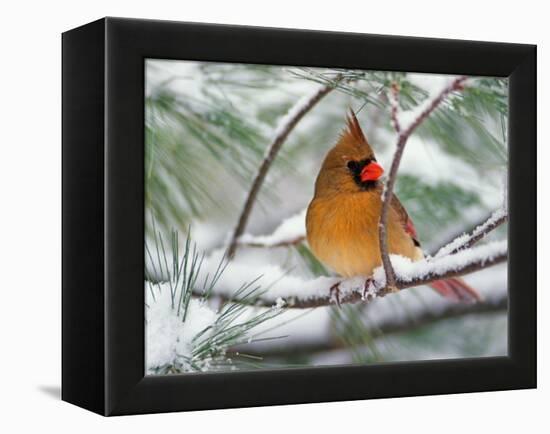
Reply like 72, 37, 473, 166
305, 112, 480, 303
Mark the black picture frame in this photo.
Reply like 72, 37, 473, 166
62, 17, 536, 416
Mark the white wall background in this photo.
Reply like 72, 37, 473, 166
0, 0, 545, 432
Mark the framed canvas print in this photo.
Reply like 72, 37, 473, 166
62, 17, 536, 416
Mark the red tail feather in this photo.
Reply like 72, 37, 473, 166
429, 278, 482, 303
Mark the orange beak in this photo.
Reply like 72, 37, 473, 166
360, 161, 384, 182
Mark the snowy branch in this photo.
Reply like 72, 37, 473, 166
378, 76, 469, 290
197, 240, 507, 309
239, 236, 305, 249
434, 208, 508, 258
237, 209, 306, 248
226, 81, 340, 258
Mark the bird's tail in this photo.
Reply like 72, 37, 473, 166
429, 278, 482, 303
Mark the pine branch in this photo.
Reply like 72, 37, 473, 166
193, 241, 507, 309
145, 228, 285, 373
378, 76, 469, 290
226, 80, 340, 258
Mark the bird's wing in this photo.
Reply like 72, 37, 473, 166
391, 195, 421, 247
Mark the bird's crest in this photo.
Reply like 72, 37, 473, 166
313, 110, 378, 196
335, 110, 375, 159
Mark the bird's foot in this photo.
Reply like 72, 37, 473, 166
329, 282, 341, 307
362, 278, 375, 301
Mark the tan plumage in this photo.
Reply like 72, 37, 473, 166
306, 112, 480, 302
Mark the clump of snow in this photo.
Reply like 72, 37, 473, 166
145, 282, 217, 373
274, 297, 287, 309
238, 209, 306, 247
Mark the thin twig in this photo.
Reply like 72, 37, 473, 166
389, 81, 401, 134
428, 211, 493, 256
434, 210, 508, 257
226, 81, 339, 258
378, 76, 469, 290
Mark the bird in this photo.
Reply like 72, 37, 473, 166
305, 111, 480, 304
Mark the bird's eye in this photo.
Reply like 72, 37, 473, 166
347, 161, 359, 171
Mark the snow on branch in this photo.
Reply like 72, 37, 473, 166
378, 76, 469, 290
434, 208, 508, 258
196, 240, 507, 309
226, 80, 340, 258
238, 209, 306, 248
